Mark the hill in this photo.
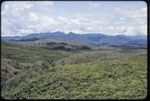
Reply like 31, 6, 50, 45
1, 41, 147, 99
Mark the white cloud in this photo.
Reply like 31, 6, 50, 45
141, 7, 147, 12
110, 7, 147, 35
1, 1, 147, 36
114, 7, 121, 12
2, 1, 33, 16
30, 12, 39, 21
31, 1, 54, 6
1, 1, 54, 36
92, 3, 101, 7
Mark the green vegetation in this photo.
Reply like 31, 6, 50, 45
1, 41, 68, 63
1, 41, 147, 99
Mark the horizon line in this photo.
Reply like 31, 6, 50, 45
1, 31, 146, 37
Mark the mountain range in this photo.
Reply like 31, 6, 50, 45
2, 31, 147, 47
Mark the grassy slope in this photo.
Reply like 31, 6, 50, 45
3, 54, 147, 99
1, 41, 147, 99
1, 41, 69, 63
1, 41, 73, 94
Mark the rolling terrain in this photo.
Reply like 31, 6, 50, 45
1, 0, 148, 99
1, 33, 147, 99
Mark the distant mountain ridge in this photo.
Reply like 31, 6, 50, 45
2, 31, 147, 47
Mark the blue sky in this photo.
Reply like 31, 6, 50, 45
1, 1, 147, 36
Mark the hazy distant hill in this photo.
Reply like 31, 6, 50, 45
2, 31, 147, 47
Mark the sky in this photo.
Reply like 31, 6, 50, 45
1, 1, 147, 36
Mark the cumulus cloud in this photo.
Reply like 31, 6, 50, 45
107, 6, 147, 36
1, 1, 54, 36
1, 1, 147, 36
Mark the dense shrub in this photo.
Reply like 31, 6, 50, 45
41, 61, 49, 69
1, 42, 147, 99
